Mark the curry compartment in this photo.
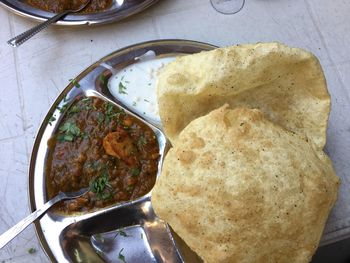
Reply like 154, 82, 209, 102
46, 96, 160, 214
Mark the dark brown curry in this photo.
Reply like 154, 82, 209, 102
26, 0, 113, 13
46, 97, 160, 213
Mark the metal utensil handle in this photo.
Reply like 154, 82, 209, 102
7, 11, 70, 47
0, 193, 63, 249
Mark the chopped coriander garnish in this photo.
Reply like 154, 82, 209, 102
85, 105, 93, 111
106, 103, 114, 115
69, 78, 81, 88
57, 133, 74, 142
143, 99, 150, 102
82, 97, 93, 110
48, 115, 56, 126
57, 122, 81, 142
118, 248, 127, 263
28, 248, 36, 254
137, 136, 147, 149
82, 97, 91, 102
104, 103, 125, 124
114, 229, 130, 239
118, 81, 128, 95
105, 115, 111, 125
97, 112, 104, 124
140, 233, 143, 239
59, 122, 80, 136
57, 104, 68, 113
69, 105, 80, 114
118, 230, 128, 237
148, 83, 152, 86
89, 170, 113, 200
131, 167, 140, 176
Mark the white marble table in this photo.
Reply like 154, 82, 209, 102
0, 0, 349, 262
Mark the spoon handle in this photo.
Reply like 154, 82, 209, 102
0, 193, 63, 249
7, 11, 70, 47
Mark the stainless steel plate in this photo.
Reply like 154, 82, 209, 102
28, 39, 216, 262
0, 0, 159, 26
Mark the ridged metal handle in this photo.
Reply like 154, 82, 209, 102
7, 11, 70, 47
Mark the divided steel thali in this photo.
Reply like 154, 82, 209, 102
28, 40, 216, 262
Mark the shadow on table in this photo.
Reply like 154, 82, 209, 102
312, 238, 350, 263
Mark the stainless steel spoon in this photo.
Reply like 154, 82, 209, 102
7, 0, 92, 47
0, 187, 89, 249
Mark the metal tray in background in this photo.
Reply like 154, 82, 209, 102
0, 0, 160, 26
28, 40, 216, 262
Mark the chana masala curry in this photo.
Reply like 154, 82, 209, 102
26, 0, 113, 13
46, 97, 160, 213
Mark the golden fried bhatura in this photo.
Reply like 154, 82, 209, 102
152, 106, 339, 263
157, 43, 330, 149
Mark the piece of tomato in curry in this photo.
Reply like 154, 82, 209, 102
26, 0, 113, 14
46, 97, 160, 213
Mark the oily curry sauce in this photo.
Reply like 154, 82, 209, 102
26, 0, 113, 13
46, 97, 160, 213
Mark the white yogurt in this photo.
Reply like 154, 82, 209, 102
108, 55, 176, 125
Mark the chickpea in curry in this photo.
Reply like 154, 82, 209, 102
46, 97, 160, 213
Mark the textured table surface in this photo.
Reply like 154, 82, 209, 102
0, 0, 349, 262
